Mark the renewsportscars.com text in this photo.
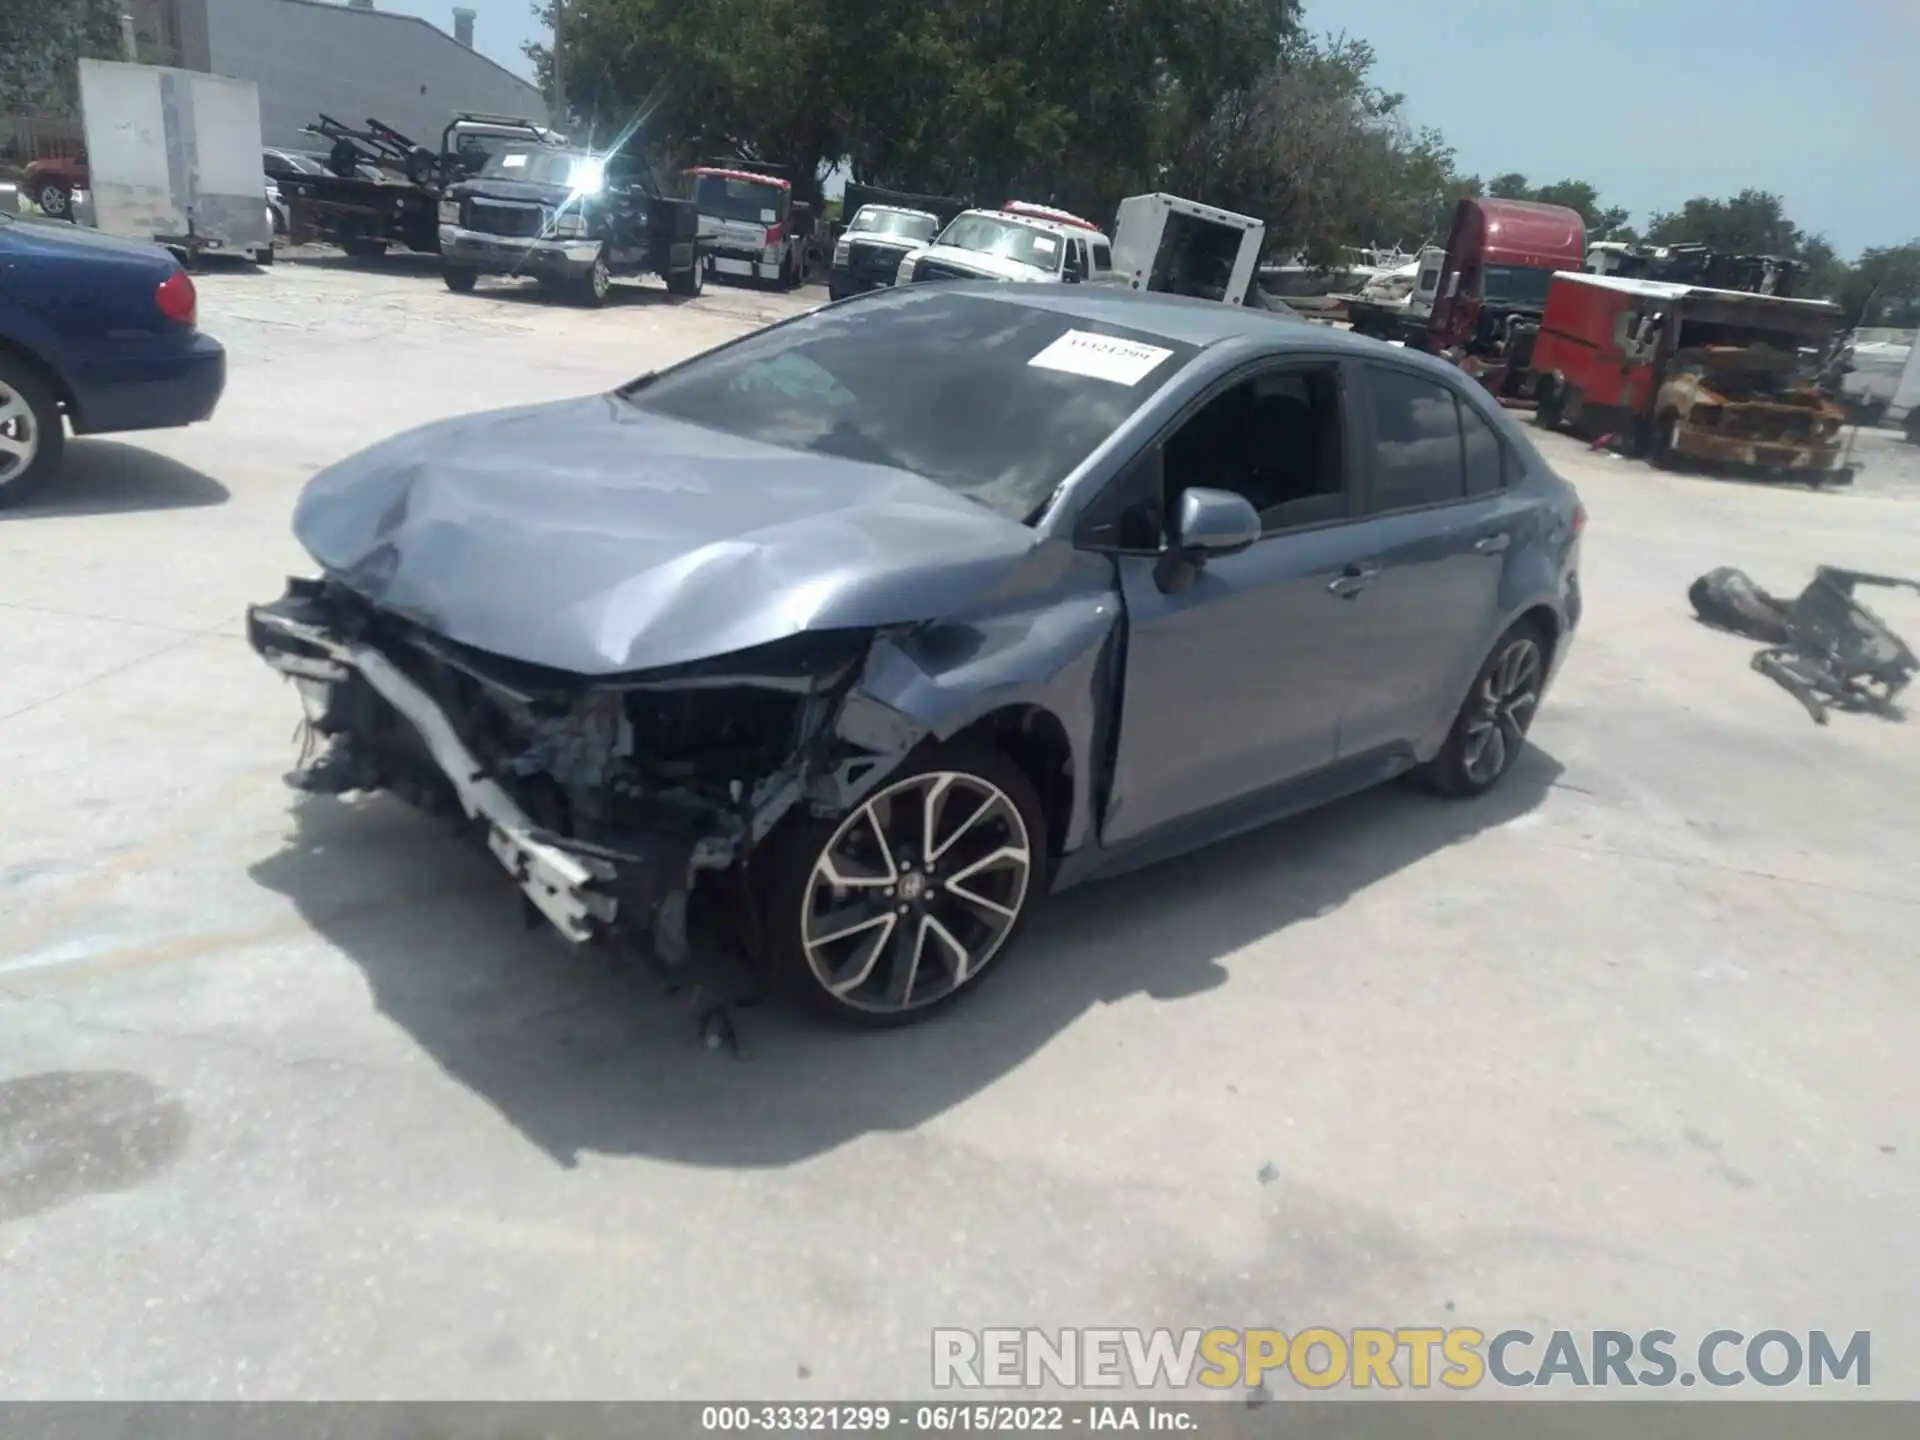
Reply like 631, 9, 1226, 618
931, 1327, 1872, 1391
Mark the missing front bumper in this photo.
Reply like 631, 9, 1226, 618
249, 599, 621, 943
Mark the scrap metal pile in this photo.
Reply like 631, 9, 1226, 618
1690, 566, 1920, 724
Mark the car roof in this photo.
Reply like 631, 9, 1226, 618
956, 208, 1106, 242
867, 281, 1446, 359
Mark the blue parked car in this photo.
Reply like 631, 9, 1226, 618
0, 213, 226, 506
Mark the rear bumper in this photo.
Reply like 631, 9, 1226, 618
69, 332, 226, 435
439, 224, 599, 277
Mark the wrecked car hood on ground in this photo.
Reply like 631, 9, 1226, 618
291, 393, 1050, 676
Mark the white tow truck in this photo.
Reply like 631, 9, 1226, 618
896, 204, 1122, 287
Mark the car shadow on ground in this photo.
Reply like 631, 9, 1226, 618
284, 250, 445, 278
479, 278, 699, 311
0, 440, 229, 518
248, 746, 1562, 1171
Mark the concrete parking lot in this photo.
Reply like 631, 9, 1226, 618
1, 257, 1916, 1400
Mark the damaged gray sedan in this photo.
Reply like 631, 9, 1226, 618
249, 285, 1584, 1024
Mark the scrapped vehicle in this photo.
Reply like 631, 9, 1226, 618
1424, 198, 1587, 398
23, 154, 87, 221
1894, 325, 1920, 446
1110, 193, 1264, 306
1833, 326, 1915, 422
1532, 272, 1851, 482
0, 212, 225, 506
440, 143, 706, 305
829, 204, 941, 300
688, 167, 805, 288
897, 209, 1121, 287
248, 284, 1583, 1025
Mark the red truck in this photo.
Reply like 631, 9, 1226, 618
1530, 270, 1852, 482
1422, 197, 1586, 399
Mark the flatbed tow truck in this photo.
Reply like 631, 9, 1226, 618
277, 112, 563, 257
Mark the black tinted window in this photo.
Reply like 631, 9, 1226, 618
627, 290, 1198, 523
1363, 366, 1464, 511
1460, 398, 1507, 494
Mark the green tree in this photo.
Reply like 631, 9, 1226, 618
1165, 31, 1479, 261
1836, 240, 1920, 327
0, 0, 122, 114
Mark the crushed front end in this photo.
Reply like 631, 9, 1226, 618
247, 578, 907, 965
1659, 345, 1850, 479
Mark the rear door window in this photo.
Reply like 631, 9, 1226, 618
1459, 398, 1508, 494
1092, 240, 1112, 273
1361, 365, 1466, 512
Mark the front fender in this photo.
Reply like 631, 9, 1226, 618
828, 552, 1123, 856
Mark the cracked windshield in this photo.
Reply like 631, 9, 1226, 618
1, 0, 1914, 1430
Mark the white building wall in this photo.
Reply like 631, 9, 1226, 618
200, 0, 547, 153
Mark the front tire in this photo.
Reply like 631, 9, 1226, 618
1420, 621, 1549, 797
442, 265, 477, 293
37, 183, 71, 219
1649, 411, 1684, 469
575, 249, 611, 307
0, 359, 65, 510
757, 744, 1046, 1026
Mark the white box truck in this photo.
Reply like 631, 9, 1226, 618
1110, 193, 1264, 306
1893, 331, 1920, 446
76, 58, 273, 263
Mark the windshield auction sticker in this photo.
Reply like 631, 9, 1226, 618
1029, 330, 1175, 386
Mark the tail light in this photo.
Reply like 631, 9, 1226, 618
1572, 502, 1587, 536
763, 222, 786, 248
155, 270, 197, 327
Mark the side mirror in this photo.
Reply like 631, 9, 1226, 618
1154, 487, 1260, 594
1177, 487, 1261, 556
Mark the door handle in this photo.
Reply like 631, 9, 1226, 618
1474, 533, 1511, 554
1327, 562, 1379, 598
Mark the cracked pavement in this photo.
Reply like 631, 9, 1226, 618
0, 256, 1916, 1399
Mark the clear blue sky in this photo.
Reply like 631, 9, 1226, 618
386, 0, 1918, 257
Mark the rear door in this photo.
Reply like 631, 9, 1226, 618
1335, 362, 1517, 757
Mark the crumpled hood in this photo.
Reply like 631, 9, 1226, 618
292, 394, 1045, 676
908, 245, 1056, 283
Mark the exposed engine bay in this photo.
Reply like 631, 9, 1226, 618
247, 577, 924, 978
1657, 343, 1847, 471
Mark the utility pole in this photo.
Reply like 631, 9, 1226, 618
549, 0, 569, 131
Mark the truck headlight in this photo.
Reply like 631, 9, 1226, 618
550, 212, 588, 239
833, 237, 851, 265
897, 257, 916, 281
438, 198, 460, 224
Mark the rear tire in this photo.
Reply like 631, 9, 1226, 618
341, 236, 388, 260
442, 265, 477, 294
1533, 378, 1564, 431
37, 183, 71, 219
754, 743, 1047, 1027
0, 359, 65, 510
1418, 620, 1550, 798
1905, 410, 1920, 447
666, 256, 704, 297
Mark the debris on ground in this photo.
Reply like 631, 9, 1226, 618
1691, 565, 1920, 723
